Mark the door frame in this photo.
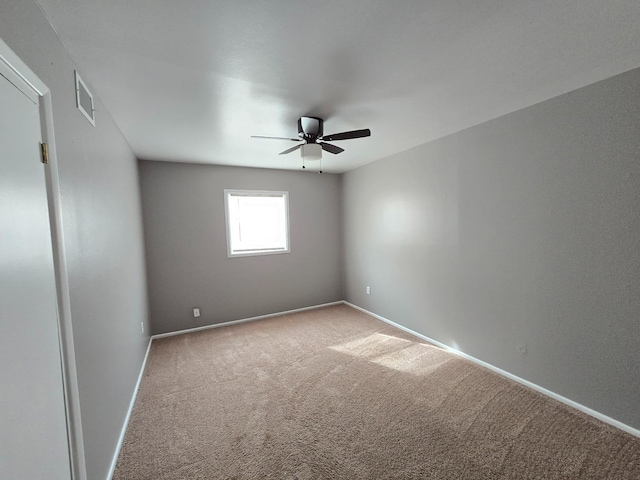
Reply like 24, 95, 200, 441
0, 37, 87, 480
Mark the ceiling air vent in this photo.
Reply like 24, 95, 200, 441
74, 70, 95, 126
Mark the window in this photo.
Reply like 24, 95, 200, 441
224, 190, 290, 257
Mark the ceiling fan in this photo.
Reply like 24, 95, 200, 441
251, 116, 371, 159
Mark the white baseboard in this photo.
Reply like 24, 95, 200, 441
106, 337, 153, 480
151, 301, 344, 340
343, 301, 640, 439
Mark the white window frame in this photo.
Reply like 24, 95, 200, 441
224, 189, 290, 258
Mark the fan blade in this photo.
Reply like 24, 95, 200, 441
322, 128, 371, 141
279, 144, 304, 155
251, 135, 302, 142
319, 142, 344, 154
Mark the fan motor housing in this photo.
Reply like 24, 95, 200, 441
298, 117, 323, 140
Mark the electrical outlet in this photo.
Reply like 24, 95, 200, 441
193, 307, 201, 318
366, 286, 371, 295
140, 322, 144, 334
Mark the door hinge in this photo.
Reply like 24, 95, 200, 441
40, 143, 49, 164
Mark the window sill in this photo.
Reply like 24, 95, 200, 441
227, 248, 290, 258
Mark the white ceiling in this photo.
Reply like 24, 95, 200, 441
37, 0, 640, 173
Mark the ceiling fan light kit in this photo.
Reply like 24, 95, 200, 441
301, 143, 322, 160
252, 116, 371, 171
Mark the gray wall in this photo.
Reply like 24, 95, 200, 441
343, 67, 640, 429
1, 1, 150, 478
139, 161, 343, 335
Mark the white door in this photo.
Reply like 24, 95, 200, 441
0, 69, 72, 478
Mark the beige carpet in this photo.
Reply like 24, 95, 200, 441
114, 304, 640, 479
